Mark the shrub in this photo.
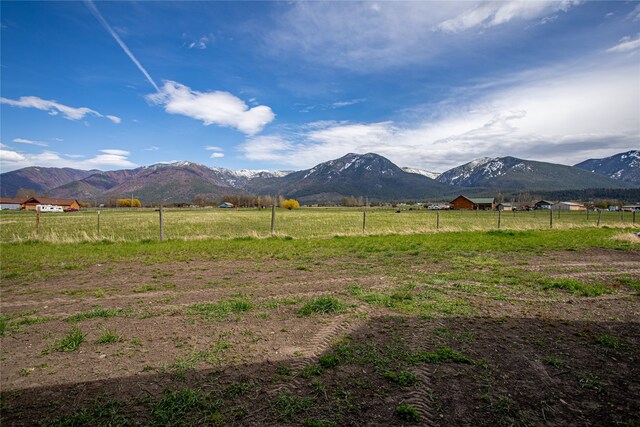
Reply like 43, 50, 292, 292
282, 199, 300, 210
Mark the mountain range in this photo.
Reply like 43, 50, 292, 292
1, 151, 637, 203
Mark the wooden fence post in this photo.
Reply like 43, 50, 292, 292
436, 210, 440, 230
362, 203, 366, 235
634, 210, 636, 225
549, 208, 553, 228
97, 210, 101, 237
271, 204, 276, 236
597, 209, 602, 227
498, 208, 501, 229
36, 207, 40, 237
159, 205, 164, 241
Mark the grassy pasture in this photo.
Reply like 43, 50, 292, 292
0, 206, 635, 243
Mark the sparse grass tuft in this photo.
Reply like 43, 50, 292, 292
413, 347, 473, 364
537, 278, 609, 297
384, 370, 418, 386
595, 334, 623, 349
271, 392, 315, 420
151, 388, 223, 426
95, 328, 123, 344
53, 325, 86, 352
46, 399, 129, 426
318, 354, 340, 368
298, 296, 345, 316
396, 403, 420, 422
186, 299, 253, 321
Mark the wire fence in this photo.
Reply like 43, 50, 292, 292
0, 207, 636, 243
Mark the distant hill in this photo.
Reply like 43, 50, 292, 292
574, 150, 640, 185
436, 156, 634, 190
2, 152, 637, 203
47, 162, 289, 203
245, 153, 453, 202
0, 166, 96, 197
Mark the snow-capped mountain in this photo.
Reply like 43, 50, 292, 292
245, 153, 451, 201
436, 156, 634, 190
574, 150, 640, 185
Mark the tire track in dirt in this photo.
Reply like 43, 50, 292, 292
403, 365, 437, 427
270, 305, 373, 396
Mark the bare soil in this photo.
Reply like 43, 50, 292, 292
1, 249, 639, 426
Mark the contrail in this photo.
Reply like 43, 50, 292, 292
85, 0, 160, 92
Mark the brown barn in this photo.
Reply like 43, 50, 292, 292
450, 195, 495, 210
22, 197, 80, 211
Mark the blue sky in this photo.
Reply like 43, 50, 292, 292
1, 1, 639, 173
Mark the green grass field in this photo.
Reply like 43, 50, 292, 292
0, 207, 635, 243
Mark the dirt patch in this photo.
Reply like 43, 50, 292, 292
1, 249, 639, 425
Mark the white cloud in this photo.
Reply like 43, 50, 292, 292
147, 80, 275, 135
205, 145, 224, 151
437, 1, 581, 33
241, 59, 639, 171
266, 2, 584, 70
0, 147, 135, 172
64, 154, 86, 159
0, 95, 121, 123
13, 138, 48, 147
100, 149, 130, 156
607, 34, 640, 53
210, 152, 224, 158
105, 115, 122, 124
144, 146, 159, 151
188, 35, 212, 50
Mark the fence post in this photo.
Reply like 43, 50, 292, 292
634, 210, 636, 225
97, 210, 101, 237
271, 204, 276, 236
436, 210, 440, 230
549, 208, 553, 228
620, 209, 624, 223
586, 209, 589, 221
159, 205, 164, 241
597, 209, 602, 227
498, 208, 501, 229
36, 206, 40, 237
362, 203, 366, 235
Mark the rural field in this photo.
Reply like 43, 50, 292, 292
1, 211, 639, 426
0, 207, 636, 243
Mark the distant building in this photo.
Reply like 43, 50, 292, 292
497, 203, 513, 211
219, 202, 235, 208
552, 202, 586, 211
622, 205, 640, 212
449, 195, 495, 210
534, 200, 554, 210
22, 197, 80, 211
0, 197, 24, 210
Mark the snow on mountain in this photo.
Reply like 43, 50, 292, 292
401, 167, 440, 180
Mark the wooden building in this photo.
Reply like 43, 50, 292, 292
497, 203, 513, 211
449, 195, 495, 210
552, 202, 586, 211
0, 197, 24, 210
22, 197, 80, 211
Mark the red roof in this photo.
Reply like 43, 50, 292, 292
0, 197, 25, 204
23, 197, 78, 206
